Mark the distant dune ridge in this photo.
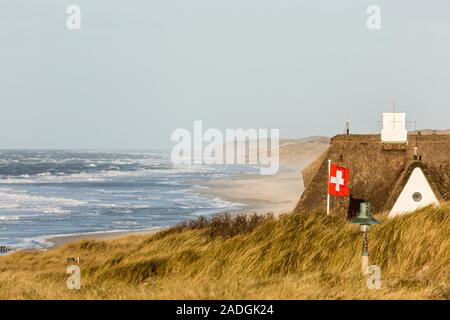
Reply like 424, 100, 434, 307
220, 136, 329, 166
278, 136, 330, 165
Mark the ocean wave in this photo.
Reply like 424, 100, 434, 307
0, 150, 174, 180
210, 196, 243, 208
10, 236, 54, 250
0, 188, 86, 214
0, 153, 241, 185
0, 166, 211, 185
0, 215, 21, 221
0, 170, 144, 184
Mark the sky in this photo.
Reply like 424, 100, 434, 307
1, 0, 450, 149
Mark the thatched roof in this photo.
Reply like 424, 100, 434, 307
294, 133, 450, 218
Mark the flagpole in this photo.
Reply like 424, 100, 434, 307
327, 159, 331, 215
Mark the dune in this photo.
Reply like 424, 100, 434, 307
0, 204, 448, 299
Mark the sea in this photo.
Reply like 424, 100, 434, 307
0, 150, 259, 250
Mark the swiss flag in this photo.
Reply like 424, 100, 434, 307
328, 163, 350, 197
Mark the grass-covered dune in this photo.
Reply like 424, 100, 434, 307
0, 205, 448, 299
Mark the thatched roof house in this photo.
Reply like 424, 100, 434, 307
293, 133, 450, 218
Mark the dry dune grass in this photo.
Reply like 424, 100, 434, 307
0, 205, 448, 300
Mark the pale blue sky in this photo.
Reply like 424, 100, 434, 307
1, 0, 450, 149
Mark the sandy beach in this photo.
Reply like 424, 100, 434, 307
195, 137, 329, 215
196, 164, 305, 216
45, 137, 329, 248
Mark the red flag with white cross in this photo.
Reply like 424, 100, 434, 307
328, 163, 350, 197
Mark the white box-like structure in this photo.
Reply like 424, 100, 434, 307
381, 113, 407, 143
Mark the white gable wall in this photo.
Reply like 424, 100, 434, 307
389, 168, 439, 218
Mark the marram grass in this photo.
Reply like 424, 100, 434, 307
0, 206, 448, 300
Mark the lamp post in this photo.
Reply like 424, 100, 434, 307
350, 202, 379, 275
